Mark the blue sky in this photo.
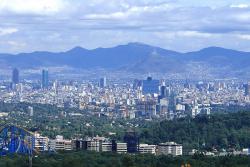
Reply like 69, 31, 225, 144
0, 0, 250, 53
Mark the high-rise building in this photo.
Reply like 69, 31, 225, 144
160, 86, 167, 98
100, 77, 107, 88
133, 79, 142, 89
142, 77, 159, 95
42, 69, 49, 89
12, 68, 19, 84
244, 83, 250, 96
28, 106, 34, 117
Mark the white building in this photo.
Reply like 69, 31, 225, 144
116, 143, 127, 154
176, 104, 185, 111
157, 142, 182, 156
101, 142, 113, 152
34, 133, 49, 152
0, 112, 8, 117
139, 144, 156, 155
48, 135, 72, 151
242, 148, 250, 155
28, 106, 34, 117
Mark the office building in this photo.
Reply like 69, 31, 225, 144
244, 83, 250, 96
87, 140, 101, 152
100, 77, 107, 88
42, 69, 49, 89
72, 139, 90, 150
101, 142, 113, 152
142, 77, 160, 95
136, 100, 157, 118
157, 142, 182, 156
34, 133, 49, 152
48, 135, 72, 151
72, 138, 117, 152
139, 144, 156, 155
133, 79, 142, 89
12, 68, 19, 86
116, 143, 127, 154
160, 86, 167, 98
124, 130, 139, 153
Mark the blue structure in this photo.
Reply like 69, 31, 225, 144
142, 77, 160, 95
0, 125, 35, 156
42, 69, 49, 89
124, 130, 139, 153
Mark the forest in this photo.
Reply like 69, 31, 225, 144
1, 151, 250, 167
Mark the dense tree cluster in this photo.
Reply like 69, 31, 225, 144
139, 112, 250, 150
1, 151, 250, 167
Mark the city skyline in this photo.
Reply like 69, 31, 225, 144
1, 1, 250, 166
1, 0, 250, 53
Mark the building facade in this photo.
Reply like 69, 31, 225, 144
157, 142, 182, 156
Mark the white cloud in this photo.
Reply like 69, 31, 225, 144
7, 41, 26, 47
0, 27, 18, 36
230, 4, 249, 8
84, 3, 172, 20
85, 12, 127, 20
176, 31, 213, 38
236, 34, 250, 40
1, 0, 250, 53
233, 12, 250, 22
156, 31, 214, 39
0, 0, 67, 15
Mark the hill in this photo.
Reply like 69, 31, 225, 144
1, 43, 250, 78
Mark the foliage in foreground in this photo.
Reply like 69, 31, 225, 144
1, 151, 250, 167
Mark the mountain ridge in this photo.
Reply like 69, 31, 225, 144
1, 43, 250, 78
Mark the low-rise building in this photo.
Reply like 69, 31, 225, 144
48, 135, 72, 151
34, 133, 49, 152
157, 142, 182, 156
139, 144, 156, 155
117, 143, 127, 154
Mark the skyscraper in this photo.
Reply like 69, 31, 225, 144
42, 69, 49, 89
12, 68, 19, 84
160, 86, 167, 98
244, 83, 250, 96
142, 77, 160, 95
100, 77, 107, 88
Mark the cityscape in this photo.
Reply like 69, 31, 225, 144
1, 0, 250, 167
3, 68, 250, 120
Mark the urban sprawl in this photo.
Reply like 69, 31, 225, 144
1, 68, 250, 156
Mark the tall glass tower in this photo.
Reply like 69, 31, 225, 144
42, 69, 49, 89
12, 68, 19, 84
100, 77, 107, 88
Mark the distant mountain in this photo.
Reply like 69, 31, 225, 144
0, 42, 179, 69
185, 47, 250, 69
1, 43, 250, 78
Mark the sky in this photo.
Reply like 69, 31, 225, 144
1, 0, 250, 53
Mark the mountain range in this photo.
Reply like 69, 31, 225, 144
1, 42, 250, 78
